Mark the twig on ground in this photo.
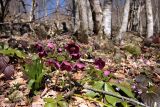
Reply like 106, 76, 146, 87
71, 80, 148, 107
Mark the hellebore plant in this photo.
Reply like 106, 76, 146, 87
94, 58, 105, 70
103, 70, 110, 76
65, 42, 80, 54
35, 43, 43, 52
53, 60, 60, 69
47, 42, 55, 49
38, 51, 47, 58
71, 53, 81, 60
60, 61, 72, 72
74, 62, 85, 71
57, 48, 63, 53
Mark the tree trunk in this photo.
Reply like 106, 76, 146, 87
0, 0, 11, 22
128, 0, 140, 32
30, 0, 36, 21
103, 0, 112, 38
117, 0, 131, 43
86, 0, 93, 35
89, 0, 103, 35
145, 0, 154, 38
72, 0, 80, 32
78, 0, 89, 35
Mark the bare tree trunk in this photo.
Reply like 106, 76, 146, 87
86, 0, 93, 35
0, 0, 11, 22
78, 0, 89, 35
145, 0, 154, 38
117, 0, 131, 43
153, 0, 159, 33
89, 0, 103, 35
128, 0, 139, 32
55, 0, 60, 28
103, 0, 112, 38
72, 0, 80, 33
30, 0, 36, 21
44, 0, 48, 23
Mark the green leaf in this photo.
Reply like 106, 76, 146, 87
45, 103, 57, 107
0, 48, 25, 58
93, 81, 104, 90
121, 101, 129, 107
44, 98, 55, 103
85, 90, 99, 98
56, 95, 63, 102
58, 101, 68, 107
15, 50, 25, 58
104, 83, 121, 106
110, 82, 135, 98
28, 79, 35, 89
57, 55, 65, 62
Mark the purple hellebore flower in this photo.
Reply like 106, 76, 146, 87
38, 51, 47, 58
74, 62, 85, 71
103, 70, 110, 76
35, 43, 43, 52
53, 60, 60, 69
65, 42, 80, 54
57, 48, 63, 53
47, 42, 55, 49
71, 53, 81, 60
46, 59, 53, 66
94, 58, 105, 70
60, 61, 72, 71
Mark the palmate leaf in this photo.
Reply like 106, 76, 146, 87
104, 83, 121, 106
110, 82, 135, 98
86, 81, 104, 98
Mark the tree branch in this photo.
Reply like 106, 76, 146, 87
71, 80, 149, 107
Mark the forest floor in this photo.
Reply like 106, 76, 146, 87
0, 32, 160, 107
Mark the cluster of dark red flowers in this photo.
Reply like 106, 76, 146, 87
35, 42, 111, 75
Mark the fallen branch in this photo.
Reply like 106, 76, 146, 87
84, 86, 148, 107
71, 80, 148, 107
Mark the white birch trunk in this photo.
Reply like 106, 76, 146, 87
117, 0, 131, 42
146, 0, 154, 38
103, 0, 112, 38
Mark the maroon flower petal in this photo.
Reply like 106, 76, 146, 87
74, 62, 85, 71
38, 51, 47, 58
53, 60, 60, 69
65, 42, 80, 54
94, 58, 105, 70
35, 43, 43, 52
46, 59, 53, 66
71, 53, 81, 60
60, 61, 72, 71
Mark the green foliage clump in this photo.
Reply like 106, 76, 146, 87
124, 44, 141, 56
24, 58, 45, 92
44, 95, 68, 107
0, 48, 25, 59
